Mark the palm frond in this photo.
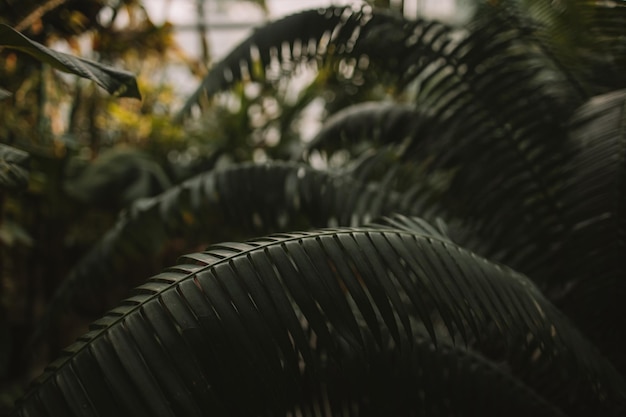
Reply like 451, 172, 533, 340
174, 5, 369, 122
64, 148, 172, 209
304, 101, 421, 157
301, 6, 592, 279
13, 224, 626, 416
483, 0, 626, 95
552, 89, 626, 374
31, 162, 436, 347
175, 4, 588, 277
395, 12, 580, 261
304, 98, 568, 279
0, 23, 140, 99
585, 3, 626, 92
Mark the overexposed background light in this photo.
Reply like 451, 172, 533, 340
143, 0, 460, 62
133, 1, 463, 102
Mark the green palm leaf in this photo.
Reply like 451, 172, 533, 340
205, 5, 584, 280
174, 5, 365, 122
174, 5, 588, 280
30, 162, 434, 346
483, 0, 626, 95
13, 3, 626, 415
304, 101, 421, 156
12, 222, 626, 416
552, 90, 626, 374
0, 24, 141, 99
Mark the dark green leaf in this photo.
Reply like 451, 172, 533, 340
174, 6, 372, 122
0, 23, 141, 99
0, 144, 29, 190
31, 162, 427, 347
305, 102, 421, 155
64, 148, 172, 209
12, 226, 626, 416
554, 90, 626, 375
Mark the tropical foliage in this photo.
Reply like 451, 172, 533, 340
0, 0, 270, 411
3, 0, 626, 416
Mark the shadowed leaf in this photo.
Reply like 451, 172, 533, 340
553, 89, 626, 374
0, 23, 141, 99
174, 5, 385, 122
12, 225, 626, 416
0, 144, 29, 190
30, 161, 432, 347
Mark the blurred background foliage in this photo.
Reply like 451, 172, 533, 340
0, 0, 401, 411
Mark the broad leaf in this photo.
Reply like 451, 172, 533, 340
0, 24, 141, 99
0, 144, 29, 190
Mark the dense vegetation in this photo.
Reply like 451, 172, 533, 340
2, 0, 626, 415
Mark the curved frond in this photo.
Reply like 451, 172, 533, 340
585, 3, 626, 92
176, 4, 593, 279
32, 162, 436, 346
369, 213, 452, 240
174, 5, 368, 122
0, 24, 141, 99
64, 148, 172, 209
304, 101, 421, 156
482, 1, 626, 95
298, 7, 590, 279
553, 90, 626, 373
13, 225, 626, 416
